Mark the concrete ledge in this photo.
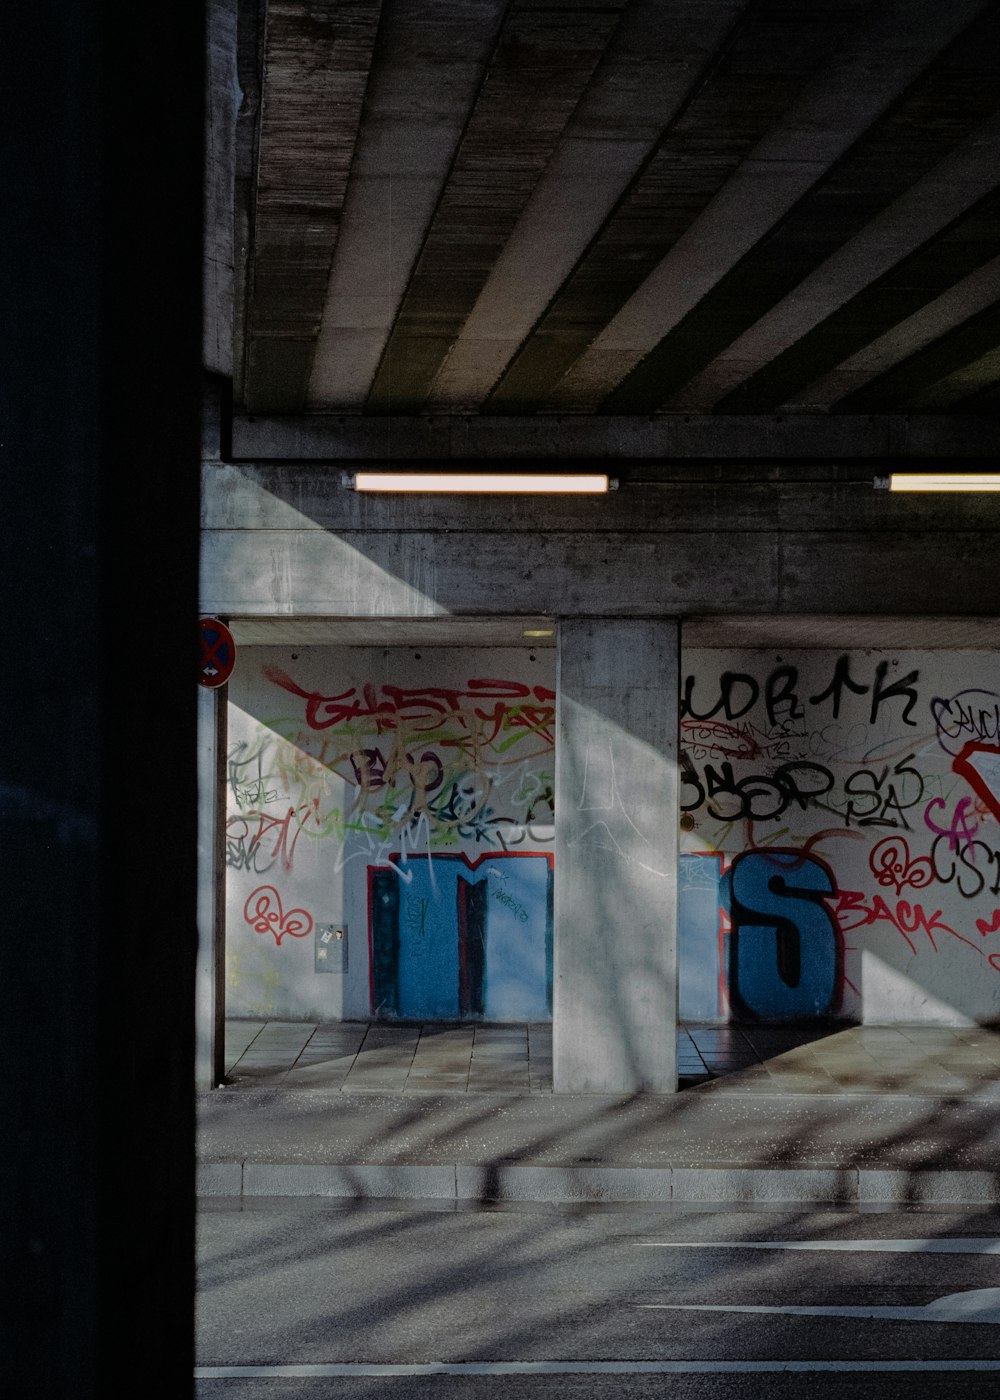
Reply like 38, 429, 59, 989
671, 1167, 857, 1204
456, 1165, 673, 1204
196, 1161, 1000, 1206
241, 1162, 457, 1199
197, 1162, 243, 1196
857, 1169, 1000, 1205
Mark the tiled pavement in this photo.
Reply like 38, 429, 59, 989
224, 1019, 1000, 1096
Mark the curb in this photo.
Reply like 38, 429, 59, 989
197, 1161, 1000, 1207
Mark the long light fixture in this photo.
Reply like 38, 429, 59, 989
352, 471, 611, 493
888, 473, 1000, 492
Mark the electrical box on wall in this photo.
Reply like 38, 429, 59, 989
315, 924, 347, 973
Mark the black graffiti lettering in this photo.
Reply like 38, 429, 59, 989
725, 773, 786, 822
870, 661, 920, 727
765, 665, 803, 728
680, 674, 725, 722
703, 763, 750, 820
930, 834, 957, 890
808, 654, 869, 719
840, 756, 924, 828
772, 761, 835, 810
720, 673, 759, 720
696, 760, 834, 822
842, 769, 883, 823
929, 832, 997, 900
680, 752, 706, 812
956, 839, 989, 900
680, 672, 759, 722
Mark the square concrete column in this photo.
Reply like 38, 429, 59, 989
554, 618, 679, 1093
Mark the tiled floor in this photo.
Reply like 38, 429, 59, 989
224, 1019, 1000, 1096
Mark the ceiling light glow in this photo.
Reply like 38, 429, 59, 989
889, 473, 1000, 492
353, 471, 610, 494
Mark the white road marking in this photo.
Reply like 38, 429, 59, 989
195, 1360, 1000, 1378
636, 1238, 1000, 1254
641, 1287, 1000, 1324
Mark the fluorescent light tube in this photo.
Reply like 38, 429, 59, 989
353, 471, 610, 493
890, 473, 1000, 492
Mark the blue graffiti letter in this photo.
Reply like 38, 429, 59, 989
723, 850, 840, 1021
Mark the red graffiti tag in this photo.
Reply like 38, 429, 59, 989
835, 889, 977, 957
976, 910, 1000, 938
243, 886, 314, 945
868, 836, 934, 896
953, 741, 1000, 823
262, 667, 556, 740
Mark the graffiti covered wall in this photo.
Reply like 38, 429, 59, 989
225, 646, 555, 1022
680, 650, 1000, 1025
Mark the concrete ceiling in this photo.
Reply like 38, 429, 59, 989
222, 0, 1000, 427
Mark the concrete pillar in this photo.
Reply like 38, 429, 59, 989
554, 618, 679, 1093
197, 684, 227, 1088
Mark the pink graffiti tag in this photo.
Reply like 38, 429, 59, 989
243, 886, 314, 945
868, 836, 934, 896
924, 794, 982, 851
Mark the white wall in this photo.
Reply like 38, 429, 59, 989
225, 643, 555, 1022
679, 648, 1000, 1025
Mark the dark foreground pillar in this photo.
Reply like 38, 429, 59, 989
3, 6, 202, 1394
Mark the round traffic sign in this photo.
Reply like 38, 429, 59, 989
199, 617, 236, 687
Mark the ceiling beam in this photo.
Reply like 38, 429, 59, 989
716, 185, 1000, 412
424, 0, 750, 411
243, 0, 383, 413
605, 12, 1000, 413
228, 413, 1000, 461
484, 0, 871, 414
364, 0, 628, 414
305, 0, 508, 410
784, 255, 1000, 410
659, 118, 1000, 410
541, 0, 994, 414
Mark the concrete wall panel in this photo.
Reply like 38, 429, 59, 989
225, 644, 555, 1023
679, 647, 1000, 1026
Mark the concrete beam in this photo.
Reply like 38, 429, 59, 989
243, 0, 382, 412
906, 346, 1000, 409
202, 460, 1000, 533
228, 412, 1000, 461
426, 0, 748, 411
546, 0, 992, 412
200, 523, 1000, 619
554, 619, 678, 1093
365, 0, 628, 413
792, 254, 1000, 410
306, 0, 508, 409
665, 116, 1000, 412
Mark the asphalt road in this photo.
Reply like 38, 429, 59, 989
196, 1199, 1000, 1398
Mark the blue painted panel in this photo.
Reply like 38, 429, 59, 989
371, 853, 553, 1021
395, 863, 461, 1020
479, 857, 552, 1021
679, 854, 722, 1021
